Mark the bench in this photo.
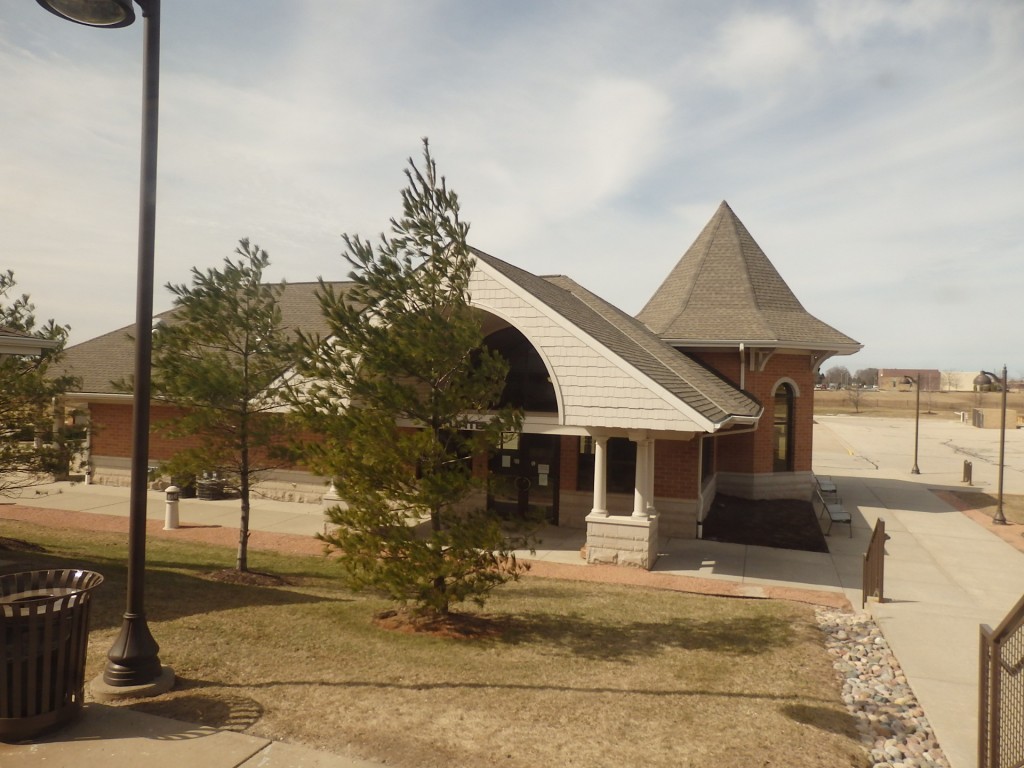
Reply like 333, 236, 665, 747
815, 475, 838, 497
816, 487, 852, 537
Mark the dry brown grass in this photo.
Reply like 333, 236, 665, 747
934, 490, 1024, 555
0, 519, 868, 768
945, 491, 1024, 526
814, 388, 1024, 419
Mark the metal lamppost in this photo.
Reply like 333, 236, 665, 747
37, 0, 171, 692
903, 376, 921, 474
981, 367, 1009, 526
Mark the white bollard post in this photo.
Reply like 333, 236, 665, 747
164, 485, 180, 530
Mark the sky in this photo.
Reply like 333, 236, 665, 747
2, 1, 1022, 377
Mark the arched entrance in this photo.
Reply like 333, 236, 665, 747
482, 325, 561, 523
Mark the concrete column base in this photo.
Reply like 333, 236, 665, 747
584, 512, 658, 570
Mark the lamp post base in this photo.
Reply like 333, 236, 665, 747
91, 666, 175, 702
102, 611, 165, 686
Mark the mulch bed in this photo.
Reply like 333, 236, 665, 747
701, 494, 829, 553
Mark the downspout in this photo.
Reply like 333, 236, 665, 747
739, 342, 745, 390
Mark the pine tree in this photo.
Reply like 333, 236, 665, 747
150, 241, 299, 572
295, 140, 527, 616
0, 271, 77, 495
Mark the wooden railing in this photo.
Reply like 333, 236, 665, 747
861, 518, 886, 609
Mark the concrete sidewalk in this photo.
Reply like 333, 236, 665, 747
2, 414, 1023, 767
0, 702, 382, 767
814, 415, 1024, 768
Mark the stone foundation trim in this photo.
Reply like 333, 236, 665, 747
714, 470, 813, 501
585, 512, 659, 570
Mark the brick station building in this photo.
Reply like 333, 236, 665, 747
58, 202, 860, 568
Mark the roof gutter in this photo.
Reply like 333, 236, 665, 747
62, 392, 134, 404
711, 407, 762, 433
0, 334, 60, 356
663, 338, 863, 355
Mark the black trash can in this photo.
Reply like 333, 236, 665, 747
0, 569, 104, 742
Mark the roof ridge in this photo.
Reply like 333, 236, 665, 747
679, 203, 724, 318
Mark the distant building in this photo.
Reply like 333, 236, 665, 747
941, 371, 985, 392
878, 369, 941, 391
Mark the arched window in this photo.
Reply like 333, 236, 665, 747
773, 382, 795, 472
484, 326, 557, 412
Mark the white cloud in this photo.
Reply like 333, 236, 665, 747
702, 12, 817, 91
1, 1, 1021, 374
815, 0, 967, 43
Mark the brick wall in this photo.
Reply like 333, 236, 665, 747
688, 350, 816, 474
653, 438, 699, 498
559, 436, 578, 491
90, 402, 204, 459
89, 401, 318, 470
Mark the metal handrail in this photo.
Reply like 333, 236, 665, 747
861, 518, 886, 608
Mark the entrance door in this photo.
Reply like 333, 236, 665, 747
488, 433, 560, 524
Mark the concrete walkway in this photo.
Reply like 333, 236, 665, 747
2, 414, 1023, 767
814, 415, 1024, 768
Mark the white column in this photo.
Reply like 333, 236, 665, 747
645, 439, 658, 517
632, 436, 649, 518
590, 435, 608, 516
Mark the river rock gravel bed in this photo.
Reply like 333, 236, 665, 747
816, 608, 952, 768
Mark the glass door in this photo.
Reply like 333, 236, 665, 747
488, 433, 560, 524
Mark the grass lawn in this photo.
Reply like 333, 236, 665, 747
0, 520, 868, 768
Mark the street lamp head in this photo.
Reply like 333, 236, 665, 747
36, 0, 136, 27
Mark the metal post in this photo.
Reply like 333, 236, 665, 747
912, 376, 921, 474
102, 0, 165, 687
36, 0, 170, 694
994, 365, 1008, 525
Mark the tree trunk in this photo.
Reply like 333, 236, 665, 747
237, 481, 250, 572
237, 422, 250, 572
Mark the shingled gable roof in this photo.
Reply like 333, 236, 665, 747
57, 281, 349, 396
636, 201, 861, 353
60, 250, 765, 429
470, 248, 762, 428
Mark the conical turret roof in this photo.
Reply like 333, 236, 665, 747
636, 201, 860, 352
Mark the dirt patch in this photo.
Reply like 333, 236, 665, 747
372, 608, 508, 639
0, 536, 47, 553
702, 494, 829, 553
